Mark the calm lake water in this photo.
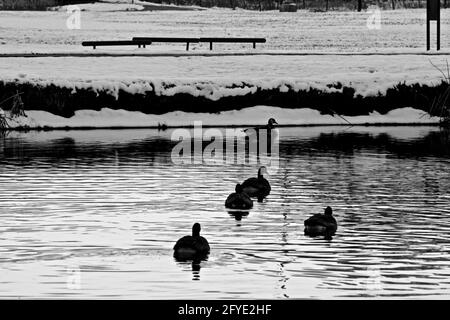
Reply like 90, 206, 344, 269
0, 126, 449, 299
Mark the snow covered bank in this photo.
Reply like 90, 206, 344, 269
3, 106, 440, 129
0, 54, 447, 97
0, 54, 448, 125
0, 75, 447, 120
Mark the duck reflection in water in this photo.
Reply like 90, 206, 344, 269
191, 260, 201, 281
227, 211, 250, 223
174, 258, 205, 281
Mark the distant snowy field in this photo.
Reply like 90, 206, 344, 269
0, 6, 448, 53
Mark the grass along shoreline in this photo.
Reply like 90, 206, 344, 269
0, 79, 447, 116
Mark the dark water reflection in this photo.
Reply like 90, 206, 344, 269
0, 127, 449, 299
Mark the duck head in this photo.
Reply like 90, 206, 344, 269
324, 206, 333, 216
192, 223, 201, 237
235, 183, 243, 193
268, 118, 278, 128
258, 166, 268, 178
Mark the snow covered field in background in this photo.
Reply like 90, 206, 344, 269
50, 2, 145, 12
0, 7, 448, 53
49, 0, 204, 13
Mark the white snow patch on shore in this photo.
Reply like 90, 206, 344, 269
6, 106, 439, 129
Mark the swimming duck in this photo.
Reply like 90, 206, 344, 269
244, 118, 279, 155
241, 166, 271, 202
225, 183, 253, 209
173, 223, 210, 259
304, 207, 337, 236
244, 118, 278, 132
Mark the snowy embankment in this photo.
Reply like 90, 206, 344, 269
5, 107, 439, 129
0, 54, 448, 128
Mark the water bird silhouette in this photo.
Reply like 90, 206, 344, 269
173, 223, 210, 261
304, 206, 337, 237
243, 118, 278, 132
241, 166, 271, 202
225, 183, 253, 209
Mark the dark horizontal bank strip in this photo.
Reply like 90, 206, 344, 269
2, 52, 450, 58
0, 80, 448, 119
3, 123, 441, 132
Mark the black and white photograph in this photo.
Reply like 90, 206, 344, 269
0, 0, 449, 306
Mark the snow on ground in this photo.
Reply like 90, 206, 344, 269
49, 2, 145, 12
0, 54, 448, 99
4, 106, 439, 129
49, 1, 204, 13
100, 0, 205, 10
0, 8, 448, 53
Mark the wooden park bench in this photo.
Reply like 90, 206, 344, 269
82, 37, 266, 51
81, 40, 152, 50
131, 37, 200, 51
199, 37, 266, 50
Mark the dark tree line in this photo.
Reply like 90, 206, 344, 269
154, 0, 448, 10
0, 0, 447, 11
0, 0, 97, 10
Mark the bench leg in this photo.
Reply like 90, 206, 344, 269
93, 46, 96, 50
138, 44, 141, 48
186, 42, 189, 51
210, 42, 213, 50
253, 42, 256, 49
143, 44, 146, 48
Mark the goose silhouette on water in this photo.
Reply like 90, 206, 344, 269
241, 166, 271, 202
243, 118, 279, 155
225, 183, 253, 209
243, 118, 278, 133
304, 207, 337, 237
173, 223, 210, 261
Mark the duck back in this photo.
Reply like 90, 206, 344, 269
241, 177, 271, 198
304, 214, 337, 235
174, 235, 210, 254
225, 192, 253, 209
